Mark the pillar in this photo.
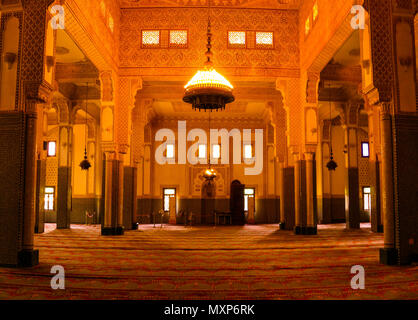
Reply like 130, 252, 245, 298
366, 109, 383, 233
35, 157, 46, 234
279, 162, 286, 229
20, 99, 40, 266
0, 0, 53, 267
123, 166, 138, 230
102, 152, 124, 235
56, 125, 72, 229
279, 162, 295, 230
305, 152, 317, 234
379, 103, 397, 264
293, 153, 307, 234
343, 125, 360, 229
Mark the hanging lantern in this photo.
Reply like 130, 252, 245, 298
80, 148, 92, 170
183, 6, 234, 111
326, 150, 338, 171
203, 168, 217, 181
80, 82, 92, 171
326, 82, 338, 171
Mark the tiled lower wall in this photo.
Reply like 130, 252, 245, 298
136, 198, 280, 224
44, 197, 102, 224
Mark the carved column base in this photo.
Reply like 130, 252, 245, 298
379, 248, 398, 265
294, 226, 317, 235
18, 249, 39, 267
101, 227, 124, 236
294, 226, 302, 235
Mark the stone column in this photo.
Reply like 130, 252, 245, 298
305, 152, 317, 234
20, 99, 40, 266
102, 152, 113, 232
117, 157, 124, 233
35, 157, 46, 234
366, 109, 383, 233
343, 124, 360, 229
379, 103, 397, 264
123, 166, 138, 230
278, 162, 286, 229
0, 0, 53, 267
102, 151, 124, 235
56, 125, 72, 229
293, 152, 307, 234
279, 162, 295, 230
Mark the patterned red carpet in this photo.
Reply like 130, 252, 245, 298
0, 223, 417, 300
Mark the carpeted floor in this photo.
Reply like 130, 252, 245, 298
0, 223, 417, 300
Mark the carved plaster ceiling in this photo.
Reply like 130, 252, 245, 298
121, 0, 301, 10
331, 31, 361, 68
152, 100, 268, 120
55, 30, 87, 64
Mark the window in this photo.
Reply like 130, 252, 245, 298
212, 144, 221, 159
169, 30, 188, 48
100, 1, 106, 18
313, 1, 319, 22
44, 187, 55, 211
363, 187, 371, 211
108, 15, 114, 33
361, 142, 370, 158
142, 30, 160, 48
305, 17, 311, 35
244, 144, 253, 159
166, 144, 175, 159
47, 141, 56, 157
244, 188, 255, 212
255, 32, 273, 49
163, 188, 176, 212
228, 31, 246, 48
198, 144, 206, 159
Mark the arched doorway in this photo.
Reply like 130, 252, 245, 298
201, 180, 216, 224
230, 180, 245, 225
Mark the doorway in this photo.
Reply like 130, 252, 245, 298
244, 188, 255, 224
163, 188, 176, 224
201, 180, 216, 224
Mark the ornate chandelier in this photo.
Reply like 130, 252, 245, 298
183, 14, 234, 111
203, 168, 217, 181
326, 82, 337, 171
79, 82, 92, 171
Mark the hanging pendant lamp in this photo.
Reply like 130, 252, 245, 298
326, 82, 338, 171
79, 82, 92, 171
183, 0, 234, 111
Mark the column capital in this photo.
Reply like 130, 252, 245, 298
99, 70, 114, 103
119, 144, 129, 155
304, 152, 315, 161
379, 102, 392, 118
289, 145, 300, 158
102, 142, 118, 154
305, 72, 320, 104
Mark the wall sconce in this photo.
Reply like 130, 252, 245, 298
46, 55, 55, 72
343, 144, 348, 154
362, 59, 370, 69
399, 56, 412, 71
4, 52, 17, 70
